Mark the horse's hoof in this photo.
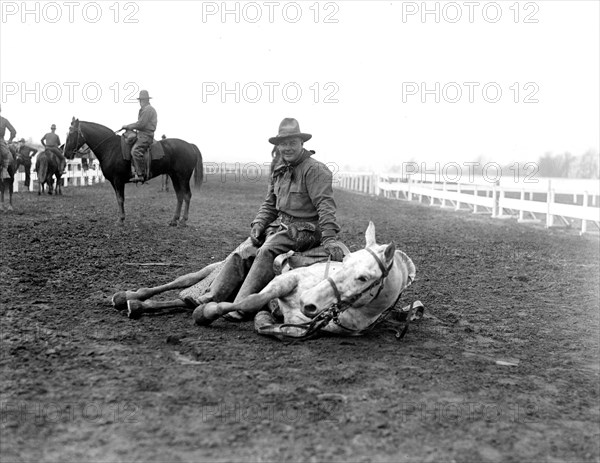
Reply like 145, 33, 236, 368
178, 221, 187, 228
168, 221, 177, 227
127, 300, 144, 319
112, 292, 129, 311
193, 303, 219, 326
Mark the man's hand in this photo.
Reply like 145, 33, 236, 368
250, 223, 265, 247
323, 237, 345, 262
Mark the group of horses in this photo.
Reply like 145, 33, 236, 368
0, 146, 63, 211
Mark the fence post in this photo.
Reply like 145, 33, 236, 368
455, 183, 461, 211
546, 179, 553, 228
581, 190, 588, 235
519, 188, 525, 221
492, 182, 499, 218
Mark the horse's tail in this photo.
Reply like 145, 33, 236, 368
192, 144, 203, 188
38, 153, 49, 185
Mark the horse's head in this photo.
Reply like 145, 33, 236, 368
300, 221, 415, 319
64, 117, 85, 159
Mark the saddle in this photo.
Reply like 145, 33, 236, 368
273, 242, 351, 275
121, 131, 165, 178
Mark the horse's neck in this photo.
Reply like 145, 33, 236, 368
81, 123, 117, 160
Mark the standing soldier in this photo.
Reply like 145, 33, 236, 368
13, 138, 38, 190
0, 105, 17, 180
41, 124, 66, 174
121, 90, 157, 183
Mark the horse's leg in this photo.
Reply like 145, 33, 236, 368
0, 181, 4, 211
112, 261, 223, 311
126, 298, 189, 319
169, 177, 184, 227
113, 181, 126, 223
178, 181, 192, 227
193, 273, 298, 326
6, 179, 13, 210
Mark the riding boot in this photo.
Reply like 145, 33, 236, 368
223, 252, 276, 322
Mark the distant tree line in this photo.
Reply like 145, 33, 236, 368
385, 150, 599, 179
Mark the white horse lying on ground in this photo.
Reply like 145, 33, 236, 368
193, 221, 424, 340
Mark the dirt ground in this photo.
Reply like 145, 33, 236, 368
1, 175, 599, 463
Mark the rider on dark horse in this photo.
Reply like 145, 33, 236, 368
41, 124, 67, 175
121, 90, 157, 183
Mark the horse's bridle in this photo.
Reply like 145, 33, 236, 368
67, 123, 116, 157
280, 247, 395, 342
326, 247, 392, 310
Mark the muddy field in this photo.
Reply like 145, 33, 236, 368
1, 175, 599, 462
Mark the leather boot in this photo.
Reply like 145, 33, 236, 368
223, 252, 276, 322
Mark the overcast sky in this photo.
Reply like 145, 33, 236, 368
1, 0, 598, 172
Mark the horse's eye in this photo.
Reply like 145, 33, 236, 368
357, 276, 368, 282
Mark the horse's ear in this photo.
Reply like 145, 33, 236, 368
365, 221, 377, 247
384, 242, 396, 264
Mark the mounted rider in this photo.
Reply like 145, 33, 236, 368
121, 90, 157, 183
41, 124, 66, 174
0, 105, 17, 180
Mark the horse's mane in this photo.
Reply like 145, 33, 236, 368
79, 121, 116, 136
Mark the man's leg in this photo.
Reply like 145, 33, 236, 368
49, 147, 66, 174
224, 230, 296, 321
0, 143, 12, 180
131, 136, 151, 182
24, 160, 31, 189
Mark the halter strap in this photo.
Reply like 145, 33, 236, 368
365, 247, 391, 278
325, 247, 392, 308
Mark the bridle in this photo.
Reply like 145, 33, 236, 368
67, 123, 117, 157
281, 247, 396, 342
326, 247, 392, 309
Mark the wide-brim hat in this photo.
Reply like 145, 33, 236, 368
137, 90, 152, 100
269, 118, 312, 145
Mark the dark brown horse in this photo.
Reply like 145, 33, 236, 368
35, 149, 62, 196
63, 118, 203, 225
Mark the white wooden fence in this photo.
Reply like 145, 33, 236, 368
336, 172, 600, 235
14, 159, 105, 192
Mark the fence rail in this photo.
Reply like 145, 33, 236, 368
336, 172, 600, 235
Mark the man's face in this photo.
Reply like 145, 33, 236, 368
278, 137, 303, 164
51, 126, 56, 132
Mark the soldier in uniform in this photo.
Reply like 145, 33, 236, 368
191, 118, 346, 322
121, 90, 157, 183
13, 138, 38, 190
0, 105, 17, 180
